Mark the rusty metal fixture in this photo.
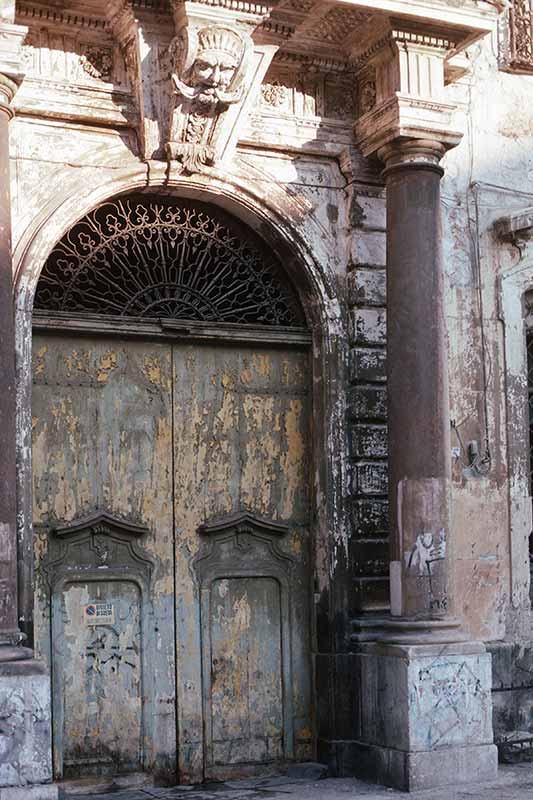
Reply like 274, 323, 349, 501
34, 195, 306, 327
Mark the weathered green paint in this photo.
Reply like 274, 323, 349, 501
32, 336, 176, 783
57, 581, 142, 778
32, 333, 312, 784
210, 578, 283, 765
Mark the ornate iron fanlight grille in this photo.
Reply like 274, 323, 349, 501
34, 196, 306, 327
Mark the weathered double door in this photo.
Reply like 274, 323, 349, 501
32, 333, 313, 783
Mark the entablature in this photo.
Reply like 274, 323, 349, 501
6, 0, 503, 166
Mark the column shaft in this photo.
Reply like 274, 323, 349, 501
0, 79, 29, 657
381, 139, 453, 624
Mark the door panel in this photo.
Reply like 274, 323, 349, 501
209, 578, 283, 767
172, 344, 312, 780
32, 335, 176, 781
54, 581, 142, 778
33, 335, 312, 784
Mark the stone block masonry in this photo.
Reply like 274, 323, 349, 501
347, 189, 388, 616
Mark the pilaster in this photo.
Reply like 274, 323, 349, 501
0, 16, 30, 662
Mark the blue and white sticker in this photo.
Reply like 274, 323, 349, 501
83, 602, 114, 625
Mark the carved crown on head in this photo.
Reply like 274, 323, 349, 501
196, 26, 245, 63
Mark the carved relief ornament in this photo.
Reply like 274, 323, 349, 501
165, 23, 253, 173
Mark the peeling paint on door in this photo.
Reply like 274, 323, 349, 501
32, 334, 312, 785
56, 581, 142, 778
210, 579, 283, 766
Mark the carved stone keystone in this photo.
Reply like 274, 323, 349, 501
108, 0, 283, 168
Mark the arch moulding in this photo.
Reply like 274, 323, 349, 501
13, 161, 349, 644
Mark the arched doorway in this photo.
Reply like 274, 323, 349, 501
30, 194, 314, 785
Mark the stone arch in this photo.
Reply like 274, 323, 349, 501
13, 163, 349, 645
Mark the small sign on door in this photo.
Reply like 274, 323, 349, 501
84, 602, 115, 625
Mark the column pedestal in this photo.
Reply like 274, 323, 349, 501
353, 642, 497, 791
0, 660, 54, 797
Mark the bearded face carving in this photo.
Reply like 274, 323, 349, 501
166, 25, 250, 172
190, 49, 237, 91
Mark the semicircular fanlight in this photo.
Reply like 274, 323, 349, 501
34, 195, 306, 327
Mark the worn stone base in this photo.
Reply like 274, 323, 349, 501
0, 787, 58, 800
354, 641, 497, 791
0, 659, 53, 789
350, 741, 498, 791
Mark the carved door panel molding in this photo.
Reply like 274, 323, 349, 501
194, 512, 296, 777
39, 511, 155, 780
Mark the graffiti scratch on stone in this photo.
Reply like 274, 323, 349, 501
406, 529, 446, 577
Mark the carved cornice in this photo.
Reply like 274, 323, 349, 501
273, 50, 354, 73
198, 510, 290, 536
53, 510, 150, 538
260, 20, 293, 40
173, 0, 275, 14
17, 3, 109, 31
390, 27, 456, 50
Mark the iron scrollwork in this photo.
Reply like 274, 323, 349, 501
34, 196, 306, 327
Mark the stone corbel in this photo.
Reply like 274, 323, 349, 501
107, 0, 283, 168
165, 1, 284, 173
496, 207, 533, 245
353, 21, 463, 158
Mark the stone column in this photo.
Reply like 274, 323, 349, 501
350, 24, 498, 791
0, 32, 30, 663
0, 19, 55, 797
380, 138, 457, 638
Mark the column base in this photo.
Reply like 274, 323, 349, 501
355, 641, 497, 791
350, 741, 498, 791
0, 659, 53, 790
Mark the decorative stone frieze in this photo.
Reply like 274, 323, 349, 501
79, 46, 114, 82
0, 20, 27, 113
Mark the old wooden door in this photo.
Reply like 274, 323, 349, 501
32, 333, 312, 783
172, 343, 313, 781
32, 335, 176, 781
